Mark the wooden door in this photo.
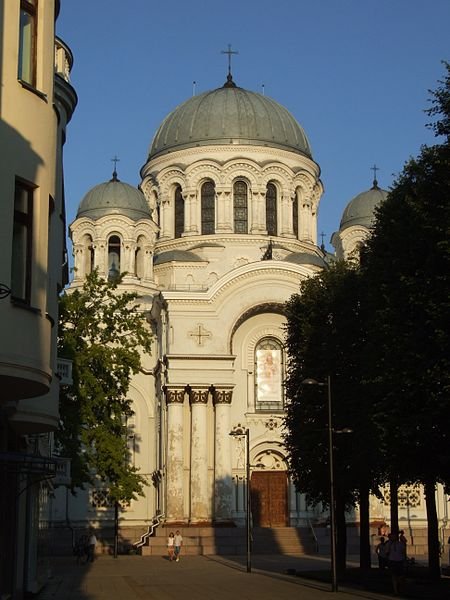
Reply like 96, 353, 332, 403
251, 471, 288, 527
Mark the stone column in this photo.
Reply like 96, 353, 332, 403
165, 386, 186, 523
299, 200, 311, 241
143, 245, 153, 281
213, 387, 233, 522
94, 242, 105, 275
125, 241, 136, 275
279, 192, 293, 237
189, 387, 209, 523
251, 190, 266, 234
72, 243, 84, 280
183, 190, 198, 235
216, 189, 233, 233
159, 196, 171, 240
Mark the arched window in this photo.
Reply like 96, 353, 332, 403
108, 235, 121, 280
266, 183, 277, 236
233, 180, 248, 233
174, 186, 184, 238
255, 338, 284, 412
201, 181, 215, 234
292, 193, 299, 238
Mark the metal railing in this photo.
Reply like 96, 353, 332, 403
133, 512, 165, 549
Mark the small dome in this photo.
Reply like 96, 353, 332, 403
340, 181, 388, 231
77, 172, 151, 221
149, 78, 312, 159
154, 250, 203, 265
283, 252, 327, 268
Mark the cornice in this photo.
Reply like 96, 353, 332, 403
161, 263, 313, 305
143, 143, 319, 174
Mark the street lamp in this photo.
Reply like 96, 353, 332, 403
230, 424, 251, 573
302, 376, 338, 592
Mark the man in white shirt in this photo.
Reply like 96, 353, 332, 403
174, 530, 183, 562
87, 529, 97, 563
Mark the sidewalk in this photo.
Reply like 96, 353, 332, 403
37, 554, 401, 600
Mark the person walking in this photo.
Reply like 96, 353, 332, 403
167, 532, 175, 561
385, 532, 407, 595
86, 529, 97, 563
375, 536, 388, 569
174, 530, 183, 562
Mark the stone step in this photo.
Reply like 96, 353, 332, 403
142, 526, 317, 556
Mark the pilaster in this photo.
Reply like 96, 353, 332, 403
213, 387, 234, 522
189, 387, 210, 522
165, 385, 186, 522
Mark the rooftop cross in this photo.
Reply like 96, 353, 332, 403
111, 155, 120, 181
370, 164, 379, 188
221, 44, 238, 77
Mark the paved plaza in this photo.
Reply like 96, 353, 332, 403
37, 554, 399, 600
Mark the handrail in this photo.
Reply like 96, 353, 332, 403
133, 513, 165, 549
307, 518, 319, 553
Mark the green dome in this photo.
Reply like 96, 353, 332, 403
77, 173, 151, 221
149, 77, 312, 159
340, 181, 388, 231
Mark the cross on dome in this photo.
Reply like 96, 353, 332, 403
370, 164, 380, 189
221, 44, 238, 87
110, 155, 120, 181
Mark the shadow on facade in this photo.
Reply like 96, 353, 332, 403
0, 113, 52, 599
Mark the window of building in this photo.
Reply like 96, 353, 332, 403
201, 181, 215, 235
233, 180, 248, 233
266, 183, 277, 236
108, 235, 121, 280
293, 193, 299, 238
11, 179, 34, 303
255, 338, 284, 412
18, 0, 37, 86
174, 186, 184, 238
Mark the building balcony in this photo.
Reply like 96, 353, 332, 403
54, 37, 77, 124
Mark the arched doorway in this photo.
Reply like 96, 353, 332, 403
250, 448, 288, 527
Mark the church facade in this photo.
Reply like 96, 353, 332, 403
51, 72, 449, 549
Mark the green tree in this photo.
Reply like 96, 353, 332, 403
284, 261, 383, 572
362, 62, 450, 579
56, 270, 153, 504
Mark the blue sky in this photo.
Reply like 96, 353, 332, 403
57, 0, 450, 250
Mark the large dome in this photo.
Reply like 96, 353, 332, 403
149, 77, 312, 159
77, 172, 151, 221
339, 181, 388, 231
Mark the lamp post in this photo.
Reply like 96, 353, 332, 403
302, 376, 337, 592
230, 424, 251, 573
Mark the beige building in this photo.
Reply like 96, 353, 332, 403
51, 64, 449, 561
0, 0, 76, 597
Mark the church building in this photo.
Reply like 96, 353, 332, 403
51, 67, 448, 555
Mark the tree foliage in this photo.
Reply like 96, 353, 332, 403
284, 63, 450, 577
284, 261, 383, 569
57, 270, 153, 503
361, 62, 450, 577
285, 262, 381, 498
362, 62, 450, 490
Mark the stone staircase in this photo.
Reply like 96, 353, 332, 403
140, 526, 317, 556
